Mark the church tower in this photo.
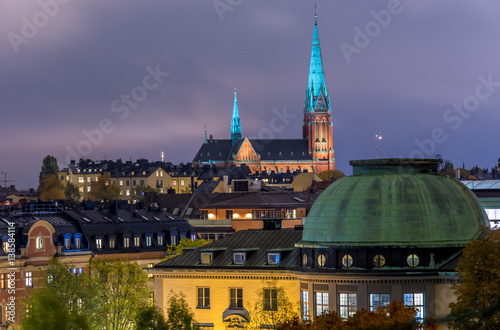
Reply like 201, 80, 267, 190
302, 7, 334, 166
231, 88, 242, 145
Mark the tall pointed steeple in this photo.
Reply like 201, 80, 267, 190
231, 88, 242, 145
302, 5, 334, 168
304, 4, 329, 113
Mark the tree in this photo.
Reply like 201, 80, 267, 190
65, 182, 81, 201
277, 301, 435, 330
165, 291, 199, 330
248, 281, 300, 330
163, 238, 212, 261
449, 230, 500, 329
318, 170, 345, 182
89, 258, 151, 330
39, 174, 65, 201
135, 305, 169, 330
39, 155, 60, 186
132, 184, 159, 201
442, 161, 455, 178
22, 259, 152, 330
88, 172, 120, 201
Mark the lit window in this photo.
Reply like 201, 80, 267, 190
171, 236, 177, 245
119, 180, 123, 186
146, 235, 152, 247
404, 293, 424, 321
315, 291, 329, 316
339, 293, 356, 319
407, 254, 420, 267
370, 293, 390, 312
201, 253, 213, 264
79, 187, 83, 193
181, 180, 184, 186
109, 238, 115, 248
301, 290, 309, 322
0, 274, 4, 290
74, 235, 81, 249
126, 190, 130, 196
156, 171, 159, 177
25, 272, 33, 288
134, 236, 140, 247
36, 236, 44, 250
173, 181, 177, 186
263, 288, 278, 311
268, 252, 280, 265
87, 186, 91, 192
79, 177, 84, 183
373, 254, 386, 268
302, 253, 308, 267
96, 238, 102, 249
64, 237, 70, 250
317, 254, 326, 267
197, 287, 210, 308
160, 171, 163, 177
123, 237, 130, 248
342, 254, 353, 268
2, 241, 8, 254
233, 252, 246, 264
158, 235, 164, 246
229, 288, 243, 308
87, 177, 90, 183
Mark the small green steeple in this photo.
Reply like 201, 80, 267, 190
231, 88, 242, 145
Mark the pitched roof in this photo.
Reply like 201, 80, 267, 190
193, 139, 234, 163
155, 229, 302, 270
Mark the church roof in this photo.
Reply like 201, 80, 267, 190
193, 138, 311, 163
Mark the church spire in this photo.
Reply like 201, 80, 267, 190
231, 88, 242, 145
305, 4, 329, 113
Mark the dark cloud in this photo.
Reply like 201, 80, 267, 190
1, 0, 500, 188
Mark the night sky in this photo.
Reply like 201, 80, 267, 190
2, 1, 500, 189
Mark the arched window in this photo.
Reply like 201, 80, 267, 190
36, 236, 44, 250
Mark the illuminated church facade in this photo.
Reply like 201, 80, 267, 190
193, 10, 335, 175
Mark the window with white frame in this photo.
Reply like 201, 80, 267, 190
123, 237, 130, 248
233, 252, 246, 264
146, 235, 152, 247
370, 293, 390, 312
404, 293, 424, 321
25, 272, 33, 288
267, 252, 280, 265
109, 238, 115, 248
96, 238, 102, 249
315, 291, 329, 316
158, 235, 164, 246
75, 235, 81, 249
301, 290, 309, 322
201, 253, 213, 264
339, 293, 356, 319
64, 237, 71, 250
134, 236, 140, 247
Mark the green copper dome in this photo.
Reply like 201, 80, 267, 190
303, 159, 489, 246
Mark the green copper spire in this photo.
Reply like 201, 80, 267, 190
305, 5, 330, 113
231, 88, 242, 145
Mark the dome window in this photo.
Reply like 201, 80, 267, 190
407, 254, 420, 267
341, 254, 353, 268
317, 253, 326, 267
302, 253, 308, 267
373, 254, 386, 268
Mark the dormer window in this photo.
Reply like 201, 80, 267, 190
74, 233, 82, 249
268, 252, 280, 265
64, 237, 70, 250
201, 252, 213, 264
36, 236, 44, 250
233, 252, 246, 265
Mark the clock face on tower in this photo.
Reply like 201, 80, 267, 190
316, 102, 324, 110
